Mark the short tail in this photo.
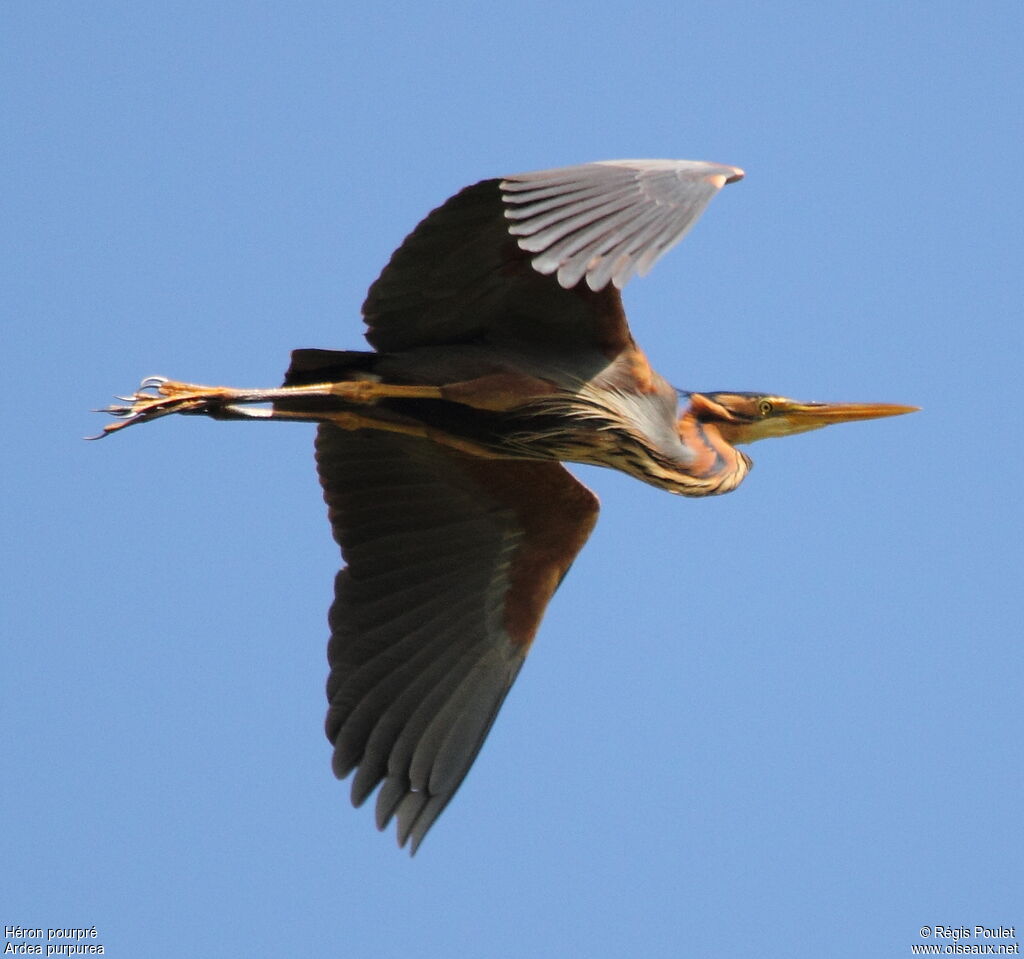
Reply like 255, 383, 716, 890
282, 349, 379, 386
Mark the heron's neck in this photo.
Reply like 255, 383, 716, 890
585, 404, 751, 498
670, 405, 752, 496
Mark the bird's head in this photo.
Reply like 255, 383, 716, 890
684, 391, 919, 445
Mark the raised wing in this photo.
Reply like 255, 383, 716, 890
316, 426, 599, 852
363, 159, 743, 354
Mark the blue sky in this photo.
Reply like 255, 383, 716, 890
4, 2, 1022, 957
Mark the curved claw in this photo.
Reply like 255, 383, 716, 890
88, 376, 208, 439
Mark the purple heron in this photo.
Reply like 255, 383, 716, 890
97, 159, 916, 852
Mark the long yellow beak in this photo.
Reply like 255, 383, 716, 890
730, 399, 920, 443
782, 401, 921, 427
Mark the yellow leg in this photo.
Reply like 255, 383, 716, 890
99, 377, 508, 459
93, 376, 445, 438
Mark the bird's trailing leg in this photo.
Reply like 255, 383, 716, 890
92, 375, 510, 460
93, 375, 445, 438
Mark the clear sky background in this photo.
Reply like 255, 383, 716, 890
4, 2, 1022, 957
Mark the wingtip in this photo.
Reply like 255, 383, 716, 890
708, 166, 745, 188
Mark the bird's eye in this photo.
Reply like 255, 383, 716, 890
758, 400, 774, 416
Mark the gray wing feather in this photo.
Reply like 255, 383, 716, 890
501, 159, 743, 291
332, 597, 481, 785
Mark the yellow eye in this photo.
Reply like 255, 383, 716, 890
758, 399, 774, 416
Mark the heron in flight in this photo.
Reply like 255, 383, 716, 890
98, 159, 916, 852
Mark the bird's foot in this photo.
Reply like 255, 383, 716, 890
90, 377, 232, 438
